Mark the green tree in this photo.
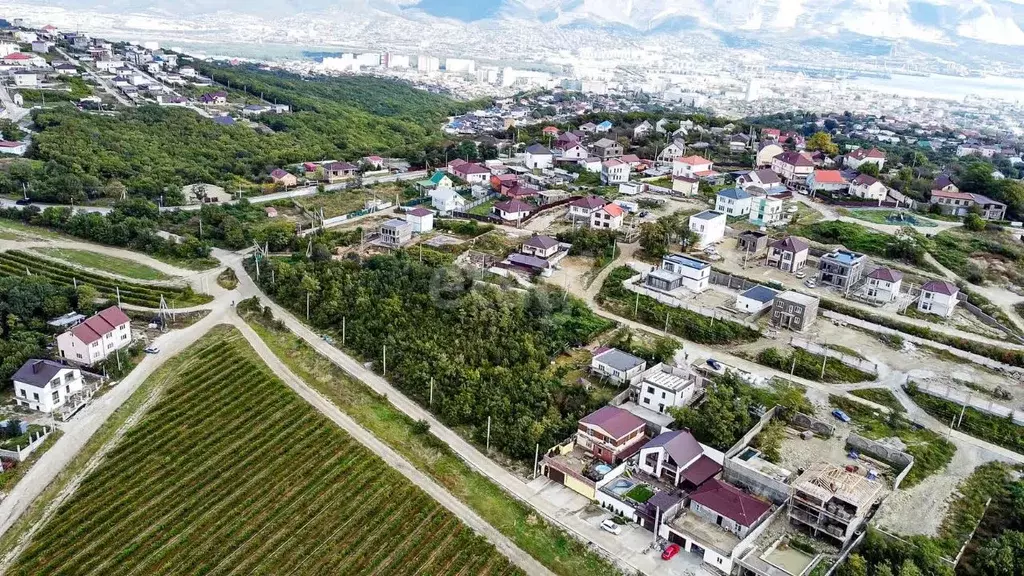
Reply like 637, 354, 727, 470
976, 531, 1024, 576
965, 213, 986, 231
806, 132, 838, 155
875, 563, 895, 576
76, 284, 99, 315
898, 560, 923, 576
838, 554, 868, 576
858, 162, 881, 177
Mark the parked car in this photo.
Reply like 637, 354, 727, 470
832, 409, 851, 423
804, 278, 817, 288
706, 359, 723, 372
795, 270, 806, 279
600, 519, 622, 535
662, 543, 680, 560
144, 346, 160, 354
14, 198, 32, 206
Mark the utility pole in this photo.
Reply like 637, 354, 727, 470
486, 416, 491, 454
634, 291, 640, 317
821, 344, 829, 380
342, 316, 346, 345
116, 286, 121, 307
533, 443, 540, 479
306, 292, 310, 320
664, 311, 670, 334
958, 393, 969, 427
382, 345, 387, 377
429, 377, 434, 407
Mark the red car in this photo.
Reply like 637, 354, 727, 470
662, 544, 680, 560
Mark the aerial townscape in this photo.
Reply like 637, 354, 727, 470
0, 5, 1021, 576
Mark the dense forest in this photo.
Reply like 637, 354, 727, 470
249, 253, 613, 459
16, 66, 471, 203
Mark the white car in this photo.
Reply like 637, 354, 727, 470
600, 519, 622, 535
804, 279, 817, 288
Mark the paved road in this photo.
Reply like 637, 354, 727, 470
53, 46, 133, 108
0, 171, 427, 215
230, 316, 552, 576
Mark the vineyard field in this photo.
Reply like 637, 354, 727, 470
9, 328, 521, 576
0, 250, 210, 308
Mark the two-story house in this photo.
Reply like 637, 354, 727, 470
673, 155, 714, 179
849, 174, 887, 202
601, 159, 630, 185
918, 280, 959, 318
748, 194, 786, 228
12, 359, 84, 413
766, 237, 809, 273
789, 462, 882, 545
637, 430, 723, 489
378, 219, 412, 247
568, 196, 607, 221
632, 364, 699, 415
844, 148, 886, 171
715, 188, 751, 217
646, 253, 711, 293
576, 406, 647, 464
591, 138, 623, 160
591, 203, 625, 231
817, 249, 867, 290
771, 151, 814, 184
524, 144, 553, 170
57, 306, 132, 366
770, 291, 820, 332
451, 162, 491, 185
591, 348, 647, 386
865, 268, 903, 303
688, 211, 726, 248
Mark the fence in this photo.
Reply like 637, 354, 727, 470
845, 434, 914, 489
297, 202, 394, 236
626, 275, 762, 332
0, 425, 54, 462
821, 309, 1024, 375
789, 337, 879, 375
710, 270, 778, 292
790, 412, 835, 438
912, 381, 1024, 425
960, 300, 1024, 344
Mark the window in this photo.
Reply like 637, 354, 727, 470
33, 392, 39, 401
647, 386, 654, 394
52, 391, 60, 403
19, 389, 25, 398
643, 397, 650, 405
661, 392, 666, 399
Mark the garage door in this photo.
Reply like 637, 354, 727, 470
667, 531, 687, 547
546, 467, 565, 485
690, 543, 705, 557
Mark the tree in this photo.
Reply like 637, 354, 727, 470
75, 284, 100, 315
875, 563, 895, 576
976, 531, 1024, 576
639, 221, 669, 258
965, 213, 986, 231
806, 132, 838, 155
898, 560, 923, 576
858, 162, 881, 177
838, 554, 868, 576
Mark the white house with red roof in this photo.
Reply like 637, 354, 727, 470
637, 430, 723, 489
492, 199, 532, 223
1, 51, 45, 69
865, 268, 903, 303
405, 207, 434, 233
601, 159, 630, 184
0, 141, 27, 156
849, 174, 887, 202
451, 162, 491, 185
771, 151, 815, 184
557, 141, 588, 160
576, 405, 647, 464
845, 148, 886, 171
918, 280, 959, 318
569, 195, 608, 220
590, 202, 624, 231
806, 169, 848, 195
57, 306, 132, 366
672, 155, 714, 179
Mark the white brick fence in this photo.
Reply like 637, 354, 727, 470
624, 274, 762, 332
0, 425, 55, 462
912, 381, 1024, 426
